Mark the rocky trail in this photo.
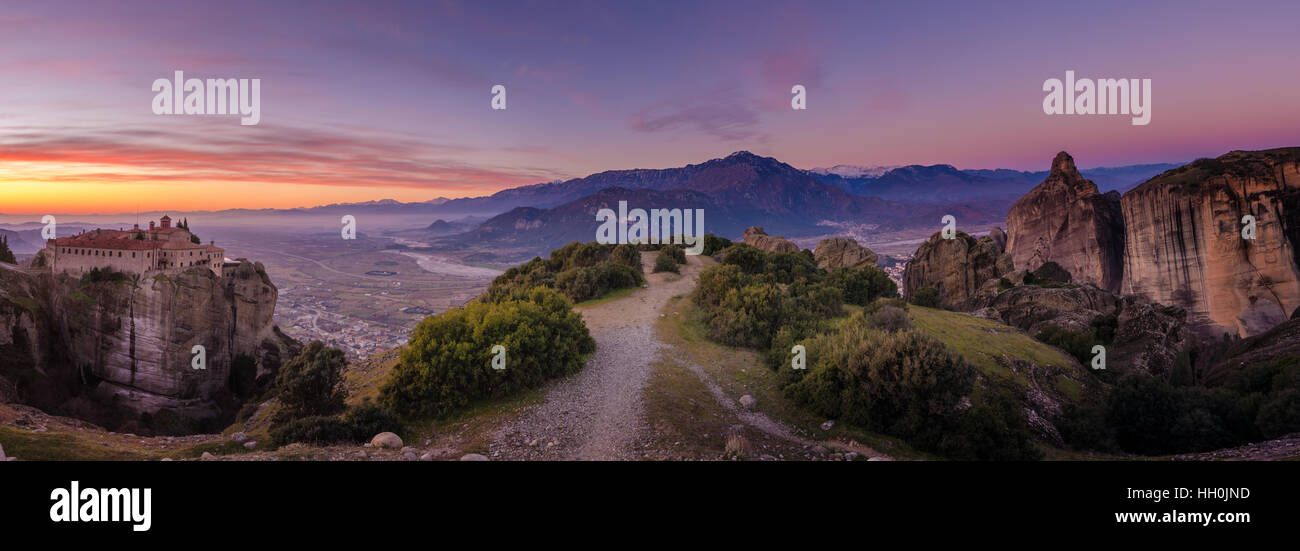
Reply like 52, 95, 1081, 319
485, 253, 704, 460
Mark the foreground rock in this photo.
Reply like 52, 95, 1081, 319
460, 453, 489, 461
1122, 148, 1300, 338
1006, 152, 1125, 293
741, 226, 799, 253
371, 432, 403, 449
813, 237, 878, 270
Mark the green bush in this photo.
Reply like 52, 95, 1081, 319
1258, 389, 1300, 439
342, 400, 404, 440
653, 251, 680, 273
0, 235, 16, 264
555, 262, 643, 302
786, 325, 974, 434
274, 341, 347, 422
611, 244, 642, 271
270, 401, 404, 446
866, 305, 912, 332
942, 392, 1043, 461
702, 234, 733, 256
1034, 325, 1100, 367
660, 244, 686, 264
910, 286, 939, 307
380, 286, 595, 418
270, 415, 354, 446
825, 266, 898, 306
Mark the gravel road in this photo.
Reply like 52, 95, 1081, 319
486, 253, 703, 460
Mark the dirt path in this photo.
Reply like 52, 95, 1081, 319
486, 253, 704, 460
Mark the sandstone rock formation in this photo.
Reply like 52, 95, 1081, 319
988, 227, 1007, 252
1006, 152, 1126, 293
902, 231, 1012, 310
0, 261, 297, 434
1121, 148, 1300, 337
741, 226, 799, 253
813, 237, 878, 270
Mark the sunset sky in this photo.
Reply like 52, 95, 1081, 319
3, 0, 1300, 214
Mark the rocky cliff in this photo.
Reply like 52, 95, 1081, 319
902, 231, 1012, 310
1121, 148, 1300, 338
0, 262, 298, 434
1006, 152, 1126, 293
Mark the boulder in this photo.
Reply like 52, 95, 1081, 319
370, 432, 403, 449
813, 237, 878, 270
738, 394, 756, 410
243, 441, 257, 450
230, 432, 248, 444
741, 226, 799, 253
459, 453, 489, 461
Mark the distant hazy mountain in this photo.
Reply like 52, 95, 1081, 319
811, 162, 1183, 203
439, 152, 999, 258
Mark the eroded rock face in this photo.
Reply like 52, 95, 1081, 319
1121, 148, 1300, 338
902, 231, 1012, 310
1006, 152, 1126, 293
741, 226, 799, 253
988, 227, 1007, 252
1109, 296, 1186, 377
978, 284, 1119, 335
813, 237, 878, 270
0, 261, 297, 434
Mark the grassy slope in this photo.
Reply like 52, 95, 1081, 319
908, 306, 1097, 405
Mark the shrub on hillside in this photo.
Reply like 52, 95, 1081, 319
380, 286, 595, 418
825, 266, 898, 306
866, 305, 912, 332
274, 341, 347, 422
909, 286, 939, 307
611, 243, 642, 271
660, 244, 686, 265
555, 262, 643, 302
702, 234, 733, 256
785, 325, 974, 434
653, 251, 680, 274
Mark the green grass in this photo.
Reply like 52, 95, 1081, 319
0, 425, 152, 461
908, 306, 1076, 384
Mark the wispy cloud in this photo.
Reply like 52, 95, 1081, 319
0, 122, 569, 192
628, 89, 763, 142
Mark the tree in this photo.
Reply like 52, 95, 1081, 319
274, 341, 348, 421
0, 235, 16, 264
